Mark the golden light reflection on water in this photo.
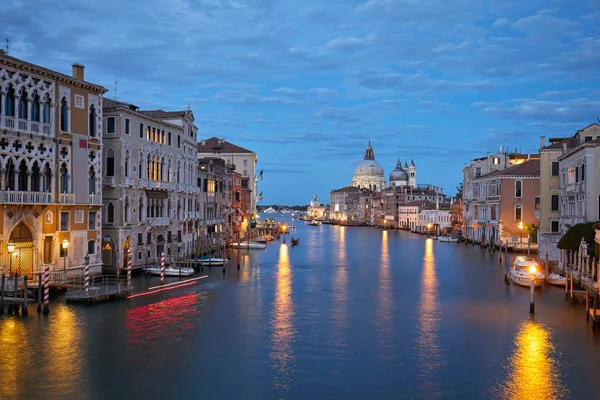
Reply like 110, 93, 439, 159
270, 243, 296, 393
416, 239, 443, 379
496, 321, 568, 399
332, 226, 349, 345
0, 318, 32, 398
376, 230, 393, 358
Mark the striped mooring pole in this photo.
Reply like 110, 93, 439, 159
84, 257, 90, 295
127, 248, 132, 290
43, 265, 50, 314
160, 252, 165, 285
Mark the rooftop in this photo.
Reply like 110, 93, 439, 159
198, 137, 255, 154
479, 159, 540, 179
138, 109, 188, 119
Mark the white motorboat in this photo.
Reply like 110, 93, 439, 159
436, 236, 458, 242
229, 242, 267, 250
197, 257, 229, 266
510, 257, 545, 287
145, 265, 195, 277
308, 220, 322, 226
547, 273, 567, 286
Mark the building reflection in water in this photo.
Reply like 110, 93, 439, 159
0, 318, 33, 398
496, 321, 568, 399
125, 292, 198, 369
332, 226, 349, 351
376, 229, 394, 359
269, 243, 296, 394
415, 238, 443, 389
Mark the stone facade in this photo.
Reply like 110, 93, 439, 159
0, 53, 107, 276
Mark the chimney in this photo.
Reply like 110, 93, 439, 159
540, 136, 545, 149
486, 151, 491, 167
562, 142, 567, 153
72, 63, 85, 80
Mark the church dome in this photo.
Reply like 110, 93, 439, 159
389, 158, 408, 182
354, 159, 385, 177
351, 141, 386, 191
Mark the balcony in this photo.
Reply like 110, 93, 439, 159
1, 116, 52, 136
123, 177, 135, 186
89, 194, 102, 205
59, 193, 75, 204
0, 191, 53, 204
177, 183, 186, 192
148, 217, 170, 227
103, 177, 116, 186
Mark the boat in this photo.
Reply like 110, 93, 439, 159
291, 238, 300, 246
264, 207, 277, 214
254, 237, 268, 243
308, 220, 322, 226
547, 273, 567, 286
229, 242, 267, 250
436, 236, 458, 243
510, 256, 545, 287
197, 257, 229, 266
146, 265, 195, 277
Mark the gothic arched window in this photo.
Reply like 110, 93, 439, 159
31, 161, 40, 192
43, 163, 52, 192
89, 166, 96, 194
18, 88, 28, 119
42, 95, 51, 124
18, 160, 28, 191
5, 85, 16, 117
89, 105, 96, 137
60, 162, 69, 193
107, 202, 115, 224
31, 92, 41, 122
60, 97, 69, 132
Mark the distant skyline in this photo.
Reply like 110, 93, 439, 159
4, 0, 600, 204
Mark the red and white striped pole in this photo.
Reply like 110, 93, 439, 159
42, 265, 50, 314
84, 257, 90, 295
160, 252, 165, 285
127, 248, 132, 290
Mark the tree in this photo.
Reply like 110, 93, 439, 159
524, 223, 538, 241
557, 222, 599, 258
456, 182, 463, 200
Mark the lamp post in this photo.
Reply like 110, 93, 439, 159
61, 239, 69, 276
7, 242, 15, 277
282, 224, 287, 244
427, 223, 432, 238
383, 219, 387, 231
518, 221, 523, 253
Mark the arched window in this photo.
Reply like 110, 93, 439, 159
124, 150, 130, 178
89, 105, 96, 137
177, 200, 181, 220
5, 85, 15, 116
42, 95, 51, 124
168, 200, 172, 218
160, 157, 165, 181
177, 162, 181, 183
18, 160, 28, 191
124, 196, 130, 223
18, 88, 28, 119
31, 161, 40, 192
60, 162, 69, 193
515, 180, 522, 198
106, 148, 115, 177
138, 154, 143, 179
167, 159, 171, 182
31, 92, 40, 122
107, 202, 115, 224
6, 159, 15, 190
89, 166, 96, 194
139, 197, 144, 222
60, 97, 69, 132
147, 154, 152, 180
515, 205, 522, 221
43, 163, 52, 192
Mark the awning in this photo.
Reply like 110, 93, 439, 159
146, 190, 168, 199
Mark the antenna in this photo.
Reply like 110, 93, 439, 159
114, 81, 118, 100
4, 38, 9, 54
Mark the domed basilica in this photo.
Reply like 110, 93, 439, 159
351, 142, 416, 191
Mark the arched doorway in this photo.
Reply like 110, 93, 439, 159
102, 236, 116, 271
9, 221, 34, 277
156, 234, 165, 258
122, 236, 131, 270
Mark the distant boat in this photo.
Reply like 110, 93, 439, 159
197, 257, 229, 266
308, 220, 322, 226
436, 236, 458, 243
291, 238, 300, 246
264, 207, 277, 214
146, 265, 195, 277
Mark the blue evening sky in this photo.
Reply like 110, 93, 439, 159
4, 0, 600, 205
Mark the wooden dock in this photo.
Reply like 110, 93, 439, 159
65, 275, 130, 304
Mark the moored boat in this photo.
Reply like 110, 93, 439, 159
308, 220, 322, 226
510, 256, 545, 287
230, 242, 267, 250
547, 273, 567, 286
291, 238, 300, 246
436, 236, 458, 242
197, 257, 229, 266
146, 265, 195, 277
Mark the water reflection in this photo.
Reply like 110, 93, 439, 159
332, 226, 349, 351
376, 230, 394, 359
415, 238, 443, 392
495, 321, 568, 399
125, 292, 197, 371
0, 318, 32, 398
269, 243, 296, 394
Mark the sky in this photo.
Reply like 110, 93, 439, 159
4, 0, 600, 205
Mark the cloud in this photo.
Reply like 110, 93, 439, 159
493, 18, 509, 28
477, 98, 600, 122
324, 36, 372, 52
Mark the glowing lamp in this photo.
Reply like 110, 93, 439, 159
62, 238, 69, 250
518, 222, 523, 230
529, 266, 536, 274
7, 242, 15, 254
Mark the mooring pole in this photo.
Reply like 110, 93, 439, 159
37, 273, 42, 313
530, 273, 535, 314
43, 265, 50, 315
22, 275, 28, 316
0, 274, 5, 315
545, 252, 549, 283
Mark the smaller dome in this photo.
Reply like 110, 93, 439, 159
389, 158, 408, 182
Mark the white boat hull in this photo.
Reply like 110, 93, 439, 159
197, 258, 229, 266
547, 274, 567, 286
146, 267, 195, 277
230, 242, 267, 250
436, 236, 458, 242
510, 271, 544, 287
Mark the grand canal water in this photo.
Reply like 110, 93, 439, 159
1, 214, 600, 399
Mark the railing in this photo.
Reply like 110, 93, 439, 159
149, 217, 170, 226
0, 191, 53, 204
59, 193, 75, 204
18, 119, 27, 130
139, 179, 148, 187
4, 116, 15, 129
178, 183, 186, 191
1, 117, 52, 136
89, 194, 102, 205
123, 177, 135, 186
103, 176, 115, 186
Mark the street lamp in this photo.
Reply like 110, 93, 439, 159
518, 221, 524, 246
62, 238, 69, 273
529, 265, 536, 313
427, 223, 432, 237
7, 242, 14, 277
383, 219, 387, 230
282, 224, 287, 244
